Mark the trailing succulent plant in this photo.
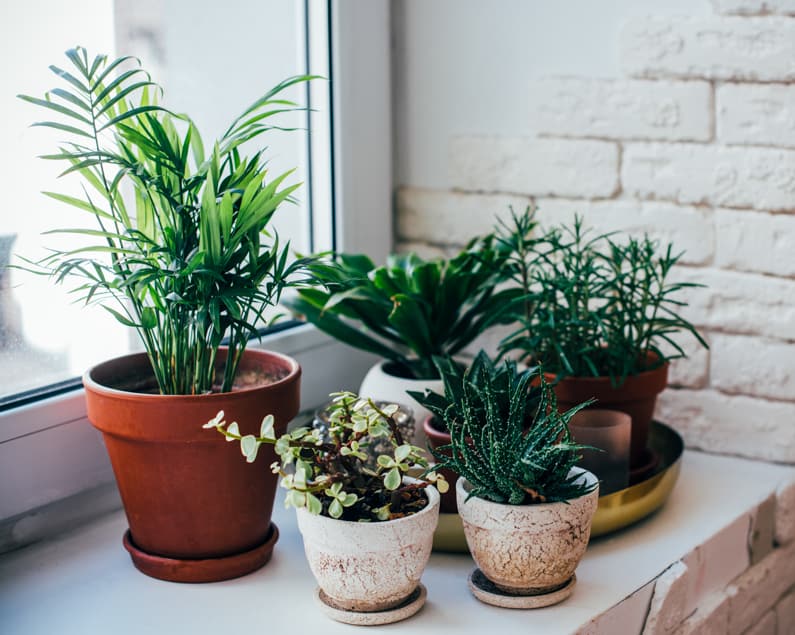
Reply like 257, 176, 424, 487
285, 235, 512, 380
494, 209, 707, 385
205, 392, 447, 521
413, 351, 596, 506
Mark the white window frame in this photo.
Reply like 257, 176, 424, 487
0, 0, 392, 548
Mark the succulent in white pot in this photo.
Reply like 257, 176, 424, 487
208, 392, 446, 624
425, 354, 599, 607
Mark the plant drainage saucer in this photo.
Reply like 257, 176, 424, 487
314, 584, 427, 625
468, 569, 576, 608
122, 523, 279, 583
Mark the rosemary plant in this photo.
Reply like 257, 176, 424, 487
497, 212, 707, 384
286, 235, 511, 380
18, 47, 314, 394
416, 351, 596, 505
206, 392, 448, 521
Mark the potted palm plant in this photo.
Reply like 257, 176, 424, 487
496, 211, 707, 476
18, 47, 314, 582
285, 240, 512, 445
425, 355, 599, 608
209, 392, 445, 625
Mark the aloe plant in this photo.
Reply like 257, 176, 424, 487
18, 47, 315, 394
285, 235, 511, 380
418, 352, 596, 505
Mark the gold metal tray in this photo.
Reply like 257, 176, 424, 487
432, 421, 683, 551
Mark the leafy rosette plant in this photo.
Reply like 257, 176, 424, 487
421, 352, 596, 505
285, 235, 512, 380
206, 392, 448, 521
18, 47, 315, 394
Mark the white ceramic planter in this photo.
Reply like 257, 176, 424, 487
296, 483, 440, 612
456, 469, 599, 595
358, 359, 444, 448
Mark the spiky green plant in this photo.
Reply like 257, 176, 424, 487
284, 234, 512, 380
415, 351, 597, 505
17, 47, 315, 394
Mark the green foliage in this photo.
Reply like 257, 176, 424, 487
18, 47, 315, 394
415, 351, 597, 506
496, 209, 708, 384
285, 235, 512, 380
206, 392, 447, 521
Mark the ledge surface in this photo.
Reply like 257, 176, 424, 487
1, 450, 793, 635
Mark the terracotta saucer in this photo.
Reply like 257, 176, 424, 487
468, 569, 576, 609
122, 523, 279, 583
314, 584, 427, 625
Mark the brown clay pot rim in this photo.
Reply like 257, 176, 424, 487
83, 347, 301, 402
423, 415, 450, 446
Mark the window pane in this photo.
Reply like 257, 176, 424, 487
1, 0, 314, 401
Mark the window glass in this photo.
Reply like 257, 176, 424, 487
1, 0, 314, 401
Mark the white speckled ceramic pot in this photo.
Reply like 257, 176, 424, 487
296, 483, 440, 612
456, 469, 599, 595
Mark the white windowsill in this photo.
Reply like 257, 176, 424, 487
2, 449, 793, 635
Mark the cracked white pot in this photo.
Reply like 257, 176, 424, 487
296, 483, 440, 612
456, 469, 599, 595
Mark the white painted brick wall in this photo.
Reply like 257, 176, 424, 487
775, 478, 795, 546
656, 389, 795, 462
396, 188, 531, 246
711, 334, 795, 402
711, 0, 795, 15
672, 268, 795, 341
449, 136, 619, 198
393, 240, 453, 260
717, 84, 795, 148
622, 143, 795, 211
530, 78, 712, 142
621, 17, 795, 81
674, 591, 731, 635
716, 209, 795, 277
644, 562, 691, 634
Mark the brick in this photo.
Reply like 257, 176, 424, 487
728, 542, 795, 633
750, 495, 777, 565
396, 187, 532, 246
643, 561, 690, 634
656, 389, 795, 463
716, 209, 795, 277
776, 591, 795, 631
711, 334, 795, 402
393, 240, 454, 260
681, 513, 752, 617
535, 198, 714, 265
776, 478, 795, 546
663, 333, 710, 390
622, 143, 795, 212
744, 610, 777, 635
711, 0, 795, 15
578, 579, 655, 635
450, 136, 619, 198
674, 591, 731, 635
672, 267, 795, 341
621, 17, 795, 81
530, 78, 711, 142
717, 84, 795, 148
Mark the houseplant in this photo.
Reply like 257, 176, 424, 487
208, 391, 445, 625
496, 212, 707, 473
285, 238, 513, 443
18, 47, 314, 581
424, 355, 599, 608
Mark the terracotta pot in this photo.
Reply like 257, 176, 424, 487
422, 416, 459, 514
359, 359, 443, 448
83, 348, 301, 582
296, 482, 440, 612
550, 357, 668, 468
456, 470, 598, 595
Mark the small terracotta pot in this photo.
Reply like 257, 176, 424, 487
550, 356, 668, 468
456, 470, 598, 595
296, 482, 440, 612
83, 348, 301, 582
423, 416, 459, 514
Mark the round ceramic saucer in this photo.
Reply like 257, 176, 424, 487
314, 583, 427, 625
468, 569, 576, 609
